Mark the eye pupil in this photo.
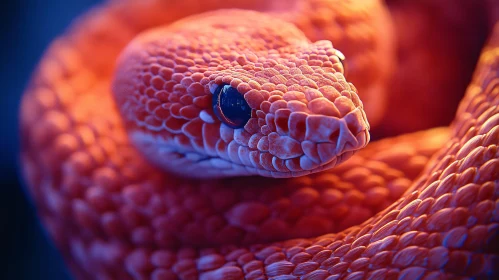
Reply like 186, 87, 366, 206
212, 84, 252, 128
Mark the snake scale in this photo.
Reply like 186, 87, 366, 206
19, 0, 499, 279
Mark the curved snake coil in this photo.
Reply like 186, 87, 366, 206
19, 0, 499, 279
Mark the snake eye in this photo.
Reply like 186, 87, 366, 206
212, 84, 252, 129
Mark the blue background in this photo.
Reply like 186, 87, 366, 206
1, 1, 99, 279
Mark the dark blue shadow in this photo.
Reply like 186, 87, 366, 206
0, 1, 100, 279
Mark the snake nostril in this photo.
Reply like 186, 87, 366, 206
212, 84, 252, 129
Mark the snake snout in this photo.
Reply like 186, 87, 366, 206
262, 105, 369, 174
298, 109, 369, 169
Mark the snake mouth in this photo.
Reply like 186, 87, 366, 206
128, 119, 368, 179
204, 132, 367, 178
127, 100, 369, 178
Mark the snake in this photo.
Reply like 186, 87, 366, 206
19, 0, 499, 279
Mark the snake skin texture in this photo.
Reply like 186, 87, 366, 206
19, 0, 498, 279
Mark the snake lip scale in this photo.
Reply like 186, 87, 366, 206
19, 0, 499, 279
128, 109, 369, 179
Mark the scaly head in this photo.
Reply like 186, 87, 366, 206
112, 10, 369, 178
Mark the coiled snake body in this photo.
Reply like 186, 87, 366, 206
19, 0, 499, 279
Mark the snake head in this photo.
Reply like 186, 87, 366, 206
112, 10, 369, 178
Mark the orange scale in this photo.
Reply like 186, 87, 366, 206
181, 118, 203, 139
179, 105, 200, 119
53, 133, 80, 158
159, 67, 173, 80
146, 98, 161, 112
153, 106, 169, 119
180, 77, 194, 88
164, 116, 187, 133
191, 95, 210, 108
190, 138, 205, 154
